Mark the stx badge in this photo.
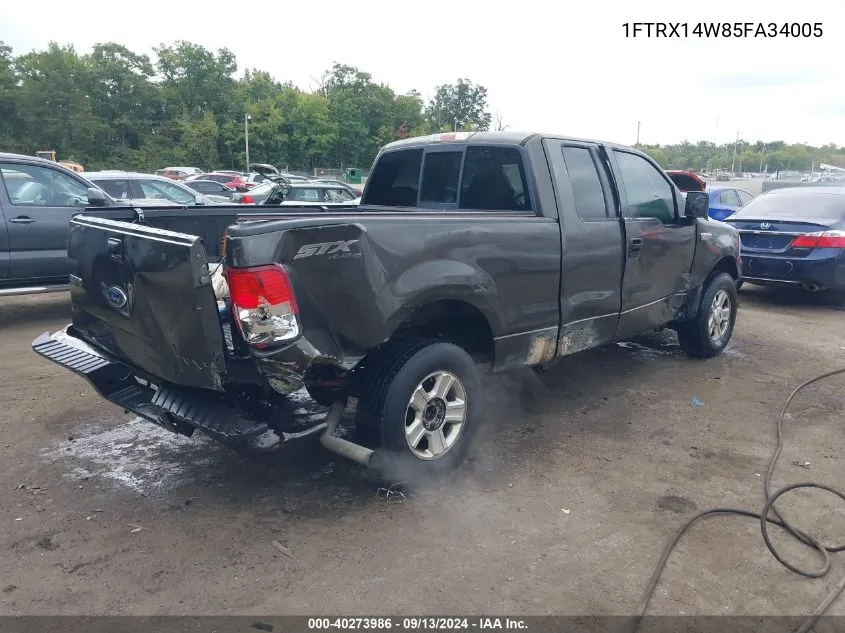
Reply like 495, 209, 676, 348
293, 239, 361, 260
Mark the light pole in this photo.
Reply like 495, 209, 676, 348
730, 131, 739, 175
244, 113, 251, 171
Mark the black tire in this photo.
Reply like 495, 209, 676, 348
676, 272, 738, 358
354, 339, 482, 477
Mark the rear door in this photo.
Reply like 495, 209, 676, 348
543, 139, 624, 350
608, 149, 696, 339
0, 161, 90, 280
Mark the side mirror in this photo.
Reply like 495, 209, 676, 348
87, 187, 108, 207
194, 195, 205, 205
684, 191, 709, 219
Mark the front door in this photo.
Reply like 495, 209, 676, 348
0, 162, 91, 281
607, 149, 696, 340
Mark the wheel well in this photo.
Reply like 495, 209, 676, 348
390, 300, 495, 364
710, 256, 739, 281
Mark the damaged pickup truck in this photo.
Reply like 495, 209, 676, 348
33, 131, 741, 475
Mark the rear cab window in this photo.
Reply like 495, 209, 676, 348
362, 144, 532, 212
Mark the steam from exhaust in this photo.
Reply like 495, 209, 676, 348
366, 368, 553, 493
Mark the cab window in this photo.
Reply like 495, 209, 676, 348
613, 151, 675, 223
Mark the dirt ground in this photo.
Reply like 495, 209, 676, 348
1, 288, 844, 618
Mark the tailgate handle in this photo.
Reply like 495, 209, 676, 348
107, 237, 124, 262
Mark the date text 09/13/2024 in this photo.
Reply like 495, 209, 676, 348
307, 618, 528, 630
622, 22, 823, 38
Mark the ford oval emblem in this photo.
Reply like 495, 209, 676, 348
106, 286, 128, 309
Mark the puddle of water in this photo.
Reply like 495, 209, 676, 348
616, 340, 676, 360
40, 388, 336, 495
42, 416, 217, 494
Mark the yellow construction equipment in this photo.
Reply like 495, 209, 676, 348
35, 150, 84, 173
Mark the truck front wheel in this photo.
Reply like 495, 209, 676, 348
355, 340, 482, 476
676, 273, 738, 358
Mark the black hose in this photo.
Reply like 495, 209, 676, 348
636, 367, 845, 633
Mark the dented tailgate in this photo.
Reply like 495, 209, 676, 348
67, 215, 227, 391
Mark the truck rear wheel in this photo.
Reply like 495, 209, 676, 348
676, 272, 738, 358
355, 339, 482, 476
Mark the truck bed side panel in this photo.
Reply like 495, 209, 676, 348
226, 212, 562, 369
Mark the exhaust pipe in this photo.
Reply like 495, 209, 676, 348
320, 401, 375, 466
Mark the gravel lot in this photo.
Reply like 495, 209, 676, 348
1, 288, 844, 617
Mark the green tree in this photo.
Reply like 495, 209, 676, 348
425, 78, 492, 132
154, 41, 238, 123
0, 42, 19, 150
176, 112, 220, 169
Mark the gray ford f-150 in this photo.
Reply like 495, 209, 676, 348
33, 131, 741, 475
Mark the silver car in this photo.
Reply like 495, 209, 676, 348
86, 171, 229, 206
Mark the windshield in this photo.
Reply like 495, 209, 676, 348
729, 192, 845, 221
137, 178, 198, 205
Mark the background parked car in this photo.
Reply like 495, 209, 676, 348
0, 153, 179, 294
155, 167, 203, 180
232, 182, 360, 205
86, 171, 226, 205
707, 187, 755, 221
666, 170, 707, 193
723, 187, 845, 299
182, 179, 238, 200
310, 179, 363, 197
186, 171, 249, 191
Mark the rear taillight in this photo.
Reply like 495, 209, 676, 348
241, 195, 255, 204
225, 265, 299, 347
790, 230, 845, 249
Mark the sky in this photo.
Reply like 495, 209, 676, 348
2, 0, 844, 147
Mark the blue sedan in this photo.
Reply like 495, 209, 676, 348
723, 187, 845, 298
707, 187, 755, 221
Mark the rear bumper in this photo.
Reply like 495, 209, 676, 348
740, 252, 845, 290
31, 327, 323, 451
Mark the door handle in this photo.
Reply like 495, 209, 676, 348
629, 237, 643, 254
9, 216, 35, 224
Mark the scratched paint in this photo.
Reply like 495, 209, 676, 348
526, 336, 556, 366
557, 326, 598, 357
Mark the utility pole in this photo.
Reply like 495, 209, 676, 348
730, 131, 739, 175
636, 121, 641, 147
710, 116, 719, 173
759, 152, 764, 173
244, 113, 251, 171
